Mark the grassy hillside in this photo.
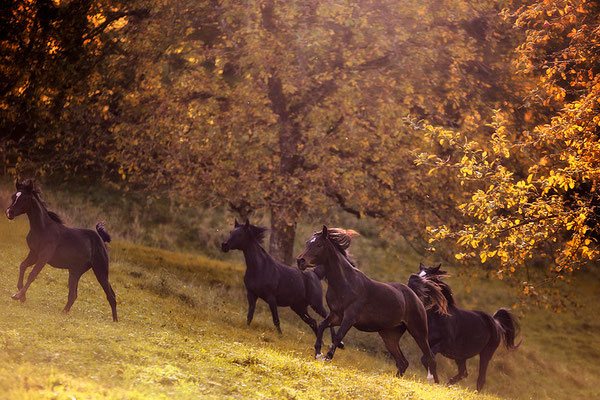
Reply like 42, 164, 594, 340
1, 217, 496, 400
0, 182, 599, 399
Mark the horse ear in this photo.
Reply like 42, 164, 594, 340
434, 264, 442, 271
322, 225, 328, 237
234, 219, 240, 227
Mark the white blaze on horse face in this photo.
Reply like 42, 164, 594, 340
11, 192, 22, 207
419, 270, 426, 277
309, 237, 317, 244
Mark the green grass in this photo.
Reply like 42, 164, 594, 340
0, 182, 599, 399
1, 218, 497, 400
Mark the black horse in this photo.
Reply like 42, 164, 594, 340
221, 219, 338, 344
297, 226, 448, 381
4, 179, 117, 321
409, 263, 520, 391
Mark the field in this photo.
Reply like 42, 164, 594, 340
0, 184, 599, 399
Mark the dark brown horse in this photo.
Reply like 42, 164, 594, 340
410, 264, 520, 391
221, 219, 340, 345
5, 179, 117, 321
296, 226, 447, 381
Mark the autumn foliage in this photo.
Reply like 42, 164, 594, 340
1, 0, 599, 299
420, 0, 600, 301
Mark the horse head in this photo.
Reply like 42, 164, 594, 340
221, 218, 267, 252
5, 179, 36, 220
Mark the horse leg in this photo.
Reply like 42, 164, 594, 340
12, 247, 53, 302
246, 291, 258, 325
315, 313, 340, 358
325, 307, 360, 361
64, 269, 85, 313
310, 300, 345, 350
329, 327, 344, 349
420, 340, 440, 372
265, 296, 281, 334
407, 322, 439, 383
448, 359, 468, 385
292, 305, 318, 334
91, 263, 118, 322
379, 327, 409, 377
16, 250, 36, 291
476, 344, 498, 391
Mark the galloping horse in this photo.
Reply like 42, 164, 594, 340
410, 263, 520, 391
5, 179, 117, 321
221, 219, 339, 345
296, 226, 447, 381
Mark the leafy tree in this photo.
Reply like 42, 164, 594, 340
114, 0, 522, 263
421, 0, 600, 303
0, 0, 147, 179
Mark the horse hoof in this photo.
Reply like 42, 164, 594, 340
11, 292, 23, 301
338, 341, 345, 350
315, 353, 324, 360
427, 370, 434, 383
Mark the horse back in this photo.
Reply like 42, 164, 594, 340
48, 226, 107, 269
436, 307, 498, 358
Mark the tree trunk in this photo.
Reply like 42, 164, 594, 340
262, 0, 301, 266
269, 206, 297, 265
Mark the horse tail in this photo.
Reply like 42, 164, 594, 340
493, 308, 521, 350
96, 221, 112, 243
408, 274, 449, 315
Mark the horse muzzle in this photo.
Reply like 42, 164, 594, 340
221, 242, 230, 252
5, 208, 13, 220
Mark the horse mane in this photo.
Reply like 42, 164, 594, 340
22, 179, 64, 225
427, 276, 455, 307
248, 224, 268, 244
321, 228, 359, 267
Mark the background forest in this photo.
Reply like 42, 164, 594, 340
1, 1, 600, 399
2, 0, 600, 310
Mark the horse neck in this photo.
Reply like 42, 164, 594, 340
26, 197, 55, 232
322, 247, 355, 288
241, 239, 272, 274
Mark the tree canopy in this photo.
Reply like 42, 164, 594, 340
1, 0, 598, 298
109, 0, 522, 263
421, 0, 600, 305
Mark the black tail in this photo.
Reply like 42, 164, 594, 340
96, 221, 112, 243
493, 308, 521, 350
408, 274, 449, 315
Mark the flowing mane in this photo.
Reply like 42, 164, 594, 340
425, 274, 455, 308
248, 224, 268, 244
31, 182, 65, 225
317, 227, 359, 267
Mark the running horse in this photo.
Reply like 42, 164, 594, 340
409, 263, 520, 391
296, 226, 447, 381
5, 179, 117, 321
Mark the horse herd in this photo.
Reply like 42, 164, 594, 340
4, 180, 520, 392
